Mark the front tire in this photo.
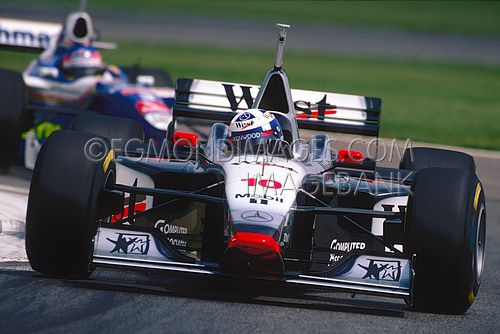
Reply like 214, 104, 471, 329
400, 147, 475, 172
25, 130, 112, 279
406, 167, 486, 314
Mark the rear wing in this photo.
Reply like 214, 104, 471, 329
174, 78, 382, 137
0, 15, 116, 52
0, 18, 61, 51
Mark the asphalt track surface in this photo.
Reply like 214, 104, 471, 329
0, 141, 500, 333
1, 3, 500, 65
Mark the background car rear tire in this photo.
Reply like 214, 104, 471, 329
70, 114, 144, 154
121, 66, 173, 87
26, 130, 112, 279
406, 167, 486, 314
400, 147, 475, 172
0, 68, 26, 170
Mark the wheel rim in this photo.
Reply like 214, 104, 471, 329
475, 204, 486, 282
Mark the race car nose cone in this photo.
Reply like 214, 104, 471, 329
228, 232, 281, 255
220, 232, 285, 277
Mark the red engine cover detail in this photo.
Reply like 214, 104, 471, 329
173, 131, 199, 146
338, 149, 363, 164
111, 202, 147, 223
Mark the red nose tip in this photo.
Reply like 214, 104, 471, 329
228, 232, 281, 255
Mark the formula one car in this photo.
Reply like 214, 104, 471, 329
0, 10, 174, 170
25, 24, 486, 314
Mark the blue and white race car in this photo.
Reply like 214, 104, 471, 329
0, 10, 174, 169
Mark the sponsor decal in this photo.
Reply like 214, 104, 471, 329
235, 193, 284, 204
330, 239, 366, 252
329, 239, 366, 263
222, 84, 254, 111
103, 149, 114, 172
329, 254, 344, 262
236, 112, 253, 121
241, 178, 282, 189
296, 109, 337, 119
154, 220, 188, 247
262, 111, 274, 119
234, 120, 254, 129
0, 26, 53, 49
358, 259, 401, 281
294, 95, 337, 121
107, 232, 150, 255
474, 183, 482, 210
230, 131, 266, 142
221, 84, 338, 122
371, 196, 408, 237
240, 210, 273, 223
250, 198, 267, 205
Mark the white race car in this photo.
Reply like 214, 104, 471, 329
25, 24, 486, 314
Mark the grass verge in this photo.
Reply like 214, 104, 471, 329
1, 41, 499, 150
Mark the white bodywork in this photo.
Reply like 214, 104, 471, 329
0, 17, 61, 49
23, 60, 105, 105
93, 150, 412, 298
222, 155, 325, 231
185, 79, 370, 126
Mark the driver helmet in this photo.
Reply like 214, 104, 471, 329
61, 45, 103, 78
227, 109, 284, 151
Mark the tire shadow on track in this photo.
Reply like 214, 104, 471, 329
62, 267, 407, 318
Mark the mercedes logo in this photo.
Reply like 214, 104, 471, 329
240, 210, 273, 223
238, 112, 251, 121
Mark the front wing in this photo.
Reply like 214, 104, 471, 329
93, 227, 413, 301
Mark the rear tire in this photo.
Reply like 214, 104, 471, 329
70, 114, 144, 154
406, 167, 486, 314
400, 147, 475, 172
0, 69, 26, 169
26, 130, 112, 279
